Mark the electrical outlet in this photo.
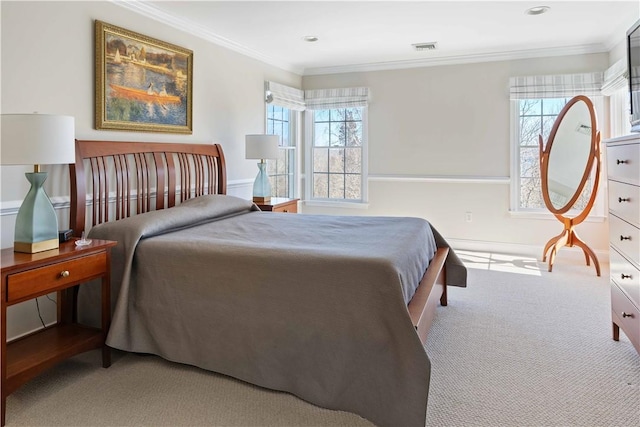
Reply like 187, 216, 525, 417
465, 212, 473, 222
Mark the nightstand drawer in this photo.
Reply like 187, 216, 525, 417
272, 202, 297, 213
6, 252, 107, 303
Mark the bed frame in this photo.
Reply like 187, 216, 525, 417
69, 139, 447, 344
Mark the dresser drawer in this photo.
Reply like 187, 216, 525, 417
6, 252, 107, 303
611, 281, 640, 351
607, 142, 640, 186
609, 214, 640, 268
610, 247, 640, 307
608, 180, 640, 228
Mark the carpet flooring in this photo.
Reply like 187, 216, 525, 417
5, 250, 639, 426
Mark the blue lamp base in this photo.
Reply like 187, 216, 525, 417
252, 161, 272, 203
14, 172, 59, 253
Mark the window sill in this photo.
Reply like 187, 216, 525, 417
508, 210, 606, 222
302, 200, 370, 210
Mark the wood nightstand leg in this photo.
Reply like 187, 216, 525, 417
613, 321, 620, 341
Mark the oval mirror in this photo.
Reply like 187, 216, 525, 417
541, 96, 597, 215
539, 95, 601, 276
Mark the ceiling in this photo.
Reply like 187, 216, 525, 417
117, 1, 640, 75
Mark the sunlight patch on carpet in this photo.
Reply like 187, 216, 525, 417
456, 250, 542, 276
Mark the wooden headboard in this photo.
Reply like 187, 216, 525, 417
69, 139, 227, 237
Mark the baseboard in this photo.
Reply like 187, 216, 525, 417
448, 238, 610, 265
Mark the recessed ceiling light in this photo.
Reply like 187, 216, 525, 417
302, 36, 319, 43
525, 6, 550, 15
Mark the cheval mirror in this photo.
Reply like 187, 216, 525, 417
539, 95, 601, 276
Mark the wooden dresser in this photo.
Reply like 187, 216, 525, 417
606, 133, 640, 355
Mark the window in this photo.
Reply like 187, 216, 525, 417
516, 97, 571, 210
266, 104, 296, 198
509, 73, 604, 214
309, 107, 365, 201
264, 81, 304, 199
304, 86, 370, 203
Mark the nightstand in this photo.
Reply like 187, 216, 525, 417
1, 239, 116, 427
256, 197, 299, 213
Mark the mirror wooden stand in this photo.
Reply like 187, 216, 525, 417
539, 95, 601, 276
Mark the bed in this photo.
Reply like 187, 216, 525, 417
69, 139, 466, 427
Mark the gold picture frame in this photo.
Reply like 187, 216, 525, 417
95, 20, 193, 134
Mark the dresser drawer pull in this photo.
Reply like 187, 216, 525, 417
620, 273, 632, 280
618, 197, 631, 203
282, 209, 288, 213
59, 270, 70, 278
622, 312, 634, 318
616, 159, 628, 165
620, 235, 632, 241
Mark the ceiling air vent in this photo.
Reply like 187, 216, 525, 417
412, 42, 437, 51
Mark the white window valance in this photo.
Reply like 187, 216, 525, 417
601, 60, 629, 96
304, 87, 371, 110
265, 81, 305, 111
509, 72, 604, 99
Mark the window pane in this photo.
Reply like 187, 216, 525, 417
314, 148, 328, 172
345, 147, 361, 174
520, 116, 541, 146
345, 174, 361, 200
542, 98, 567, 115
314, 173, 328, 198
329, 173, 345, 199
520, 99, 541, 116
520, 147, 539, 178
541, 115, 557, 141
348, 107, 362, 121
331, 122, 344, 146
520, 177, 543, 209
329, 148, 345, 173
314, 110, 329, 122
314, 122, 330, 147
346, 121, 362, 146
281, 122, 289, 146
330, 108, 345, 121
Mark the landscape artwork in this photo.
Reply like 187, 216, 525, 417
95, 21, 193, 133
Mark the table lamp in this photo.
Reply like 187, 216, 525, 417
1, 114, 75, 253
245, 134, 279, 203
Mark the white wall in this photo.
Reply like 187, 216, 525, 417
1, 1, 300, 339
301, 54, 613, 259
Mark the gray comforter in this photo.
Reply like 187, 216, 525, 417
82, 195, 466, 427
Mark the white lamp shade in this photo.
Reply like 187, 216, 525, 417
1, 114, 75, 165
245, 134, 279, 160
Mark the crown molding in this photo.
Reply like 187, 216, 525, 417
110, 0, 304, 75
110, 1, 610, 77
303, 43, 609, 76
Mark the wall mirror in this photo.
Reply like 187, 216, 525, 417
539, 95, 601, 276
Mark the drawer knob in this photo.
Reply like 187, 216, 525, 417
620, 273, 632, 280
59, 270, 70, 278
620, 235, 631, 241
283, 209, 288, 213
616, 159, 628, 165
622, 312, 634, 318
618, 197, 630, 203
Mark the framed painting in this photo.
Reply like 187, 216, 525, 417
95, 20, 193, 134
